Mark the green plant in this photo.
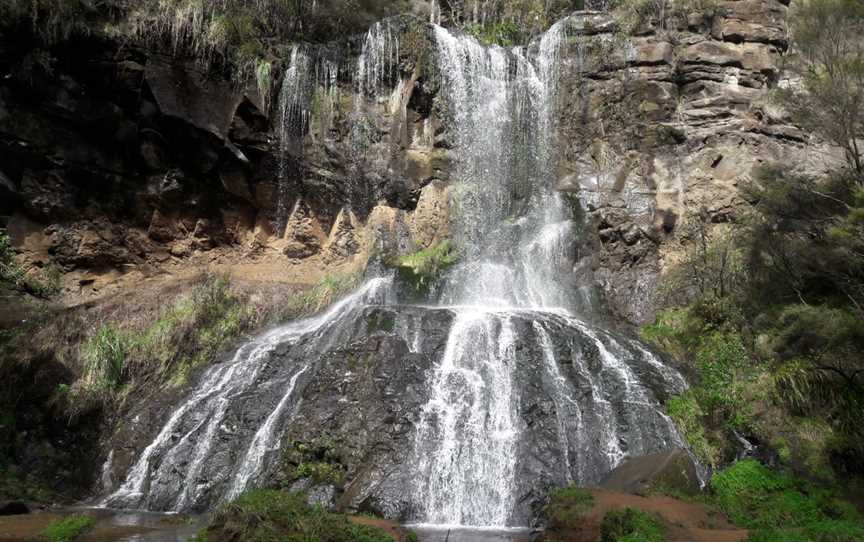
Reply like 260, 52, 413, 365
666, 391, 719, 467
600, 507, 665, 542
545, 485, 595, 528
464, 20, 523, 46
40, 515, 95, 542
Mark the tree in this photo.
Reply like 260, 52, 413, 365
781, 0, 864, 178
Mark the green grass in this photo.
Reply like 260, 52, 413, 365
600, 507, 665, 542
544, 485, 595, 529
202, 489, 392, 542
40, 515, 95, 542
82, 324, 129, 391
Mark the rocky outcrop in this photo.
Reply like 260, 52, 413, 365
554, 1, 837, 323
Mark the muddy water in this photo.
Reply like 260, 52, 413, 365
0, 508, 204, 542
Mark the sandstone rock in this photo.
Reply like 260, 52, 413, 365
283, 199, 326, 259
325, 208, 360, 262
147, 210, 178, 242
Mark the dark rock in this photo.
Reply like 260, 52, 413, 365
144, 57, 243, 141
0, 501, 30, 516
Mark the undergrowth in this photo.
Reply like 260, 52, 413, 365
544, 486, 595, 529
710, 460, 864, 540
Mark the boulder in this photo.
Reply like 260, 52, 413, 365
600, 449, 702, 496
0, 501, 30, 516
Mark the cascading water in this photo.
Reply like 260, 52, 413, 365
102, 279, 392, 511
408, 21, 685, 527
102, 13, 689, 532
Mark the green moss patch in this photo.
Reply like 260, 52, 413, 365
391, 241, 459, 297
544, 485, 595, 529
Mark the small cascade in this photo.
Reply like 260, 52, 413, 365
102, 278, 392, 512
355, 21, 400, 106
275, 46, 342, 233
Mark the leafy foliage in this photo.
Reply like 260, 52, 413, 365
600, 507, 665, 542
40, 515, 95, 542
781, 0, 864, 176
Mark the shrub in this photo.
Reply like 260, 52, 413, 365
544, 486, 595, 528
600, 507, 665, 542
41, 515, 95, 542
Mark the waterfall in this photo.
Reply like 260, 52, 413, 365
104, 13, 688, 528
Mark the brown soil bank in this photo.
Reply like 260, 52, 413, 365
542, 488, 747, 542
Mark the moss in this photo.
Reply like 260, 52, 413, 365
544, 486, 595, 529
40, 515, 95, 542
366, 310, 395, 333
279, 439, 346, 486
600, 508, 665, 542
392, 241, 459, 296
202, 489, 392, 542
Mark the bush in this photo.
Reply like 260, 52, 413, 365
600, 507, 665, 542
203, 489, 392, 542
40, 515, 95, 542
544, 486, 595, 528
